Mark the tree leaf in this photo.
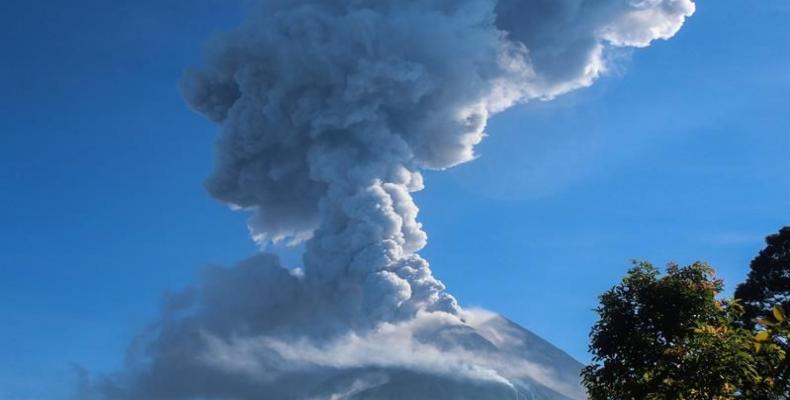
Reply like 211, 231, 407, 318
755, 331, 770, 342
772, 306, 785, 323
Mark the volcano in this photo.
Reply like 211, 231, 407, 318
298, 314, 586, 400
96, 0, 693, 398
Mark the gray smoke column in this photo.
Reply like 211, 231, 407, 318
179, 0, 693, 325
97, 0, 694, 398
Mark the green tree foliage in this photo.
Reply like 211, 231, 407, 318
583, 261, 784, 400
734, 227, 790, 397
746, 303, 790, 399
735, 227, 790, 329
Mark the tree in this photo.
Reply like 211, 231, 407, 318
734, 226, 790, 397
735, 227, 790, 329
582, 261, 784, 400
753, 304, 790, 398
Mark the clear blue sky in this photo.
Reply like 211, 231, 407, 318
1, 1, 788, 398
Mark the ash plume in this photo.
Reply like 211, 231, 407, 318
97, 0, 694, 398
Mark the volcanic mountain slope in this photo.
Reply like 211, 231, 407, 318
97, 258, 585, 400
298, 313, 586, 400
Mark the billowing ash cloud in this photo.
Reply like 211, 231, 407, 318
96, 0, 693, 398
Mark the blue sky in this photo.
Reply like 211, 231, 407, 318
1, 1, 789, 398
